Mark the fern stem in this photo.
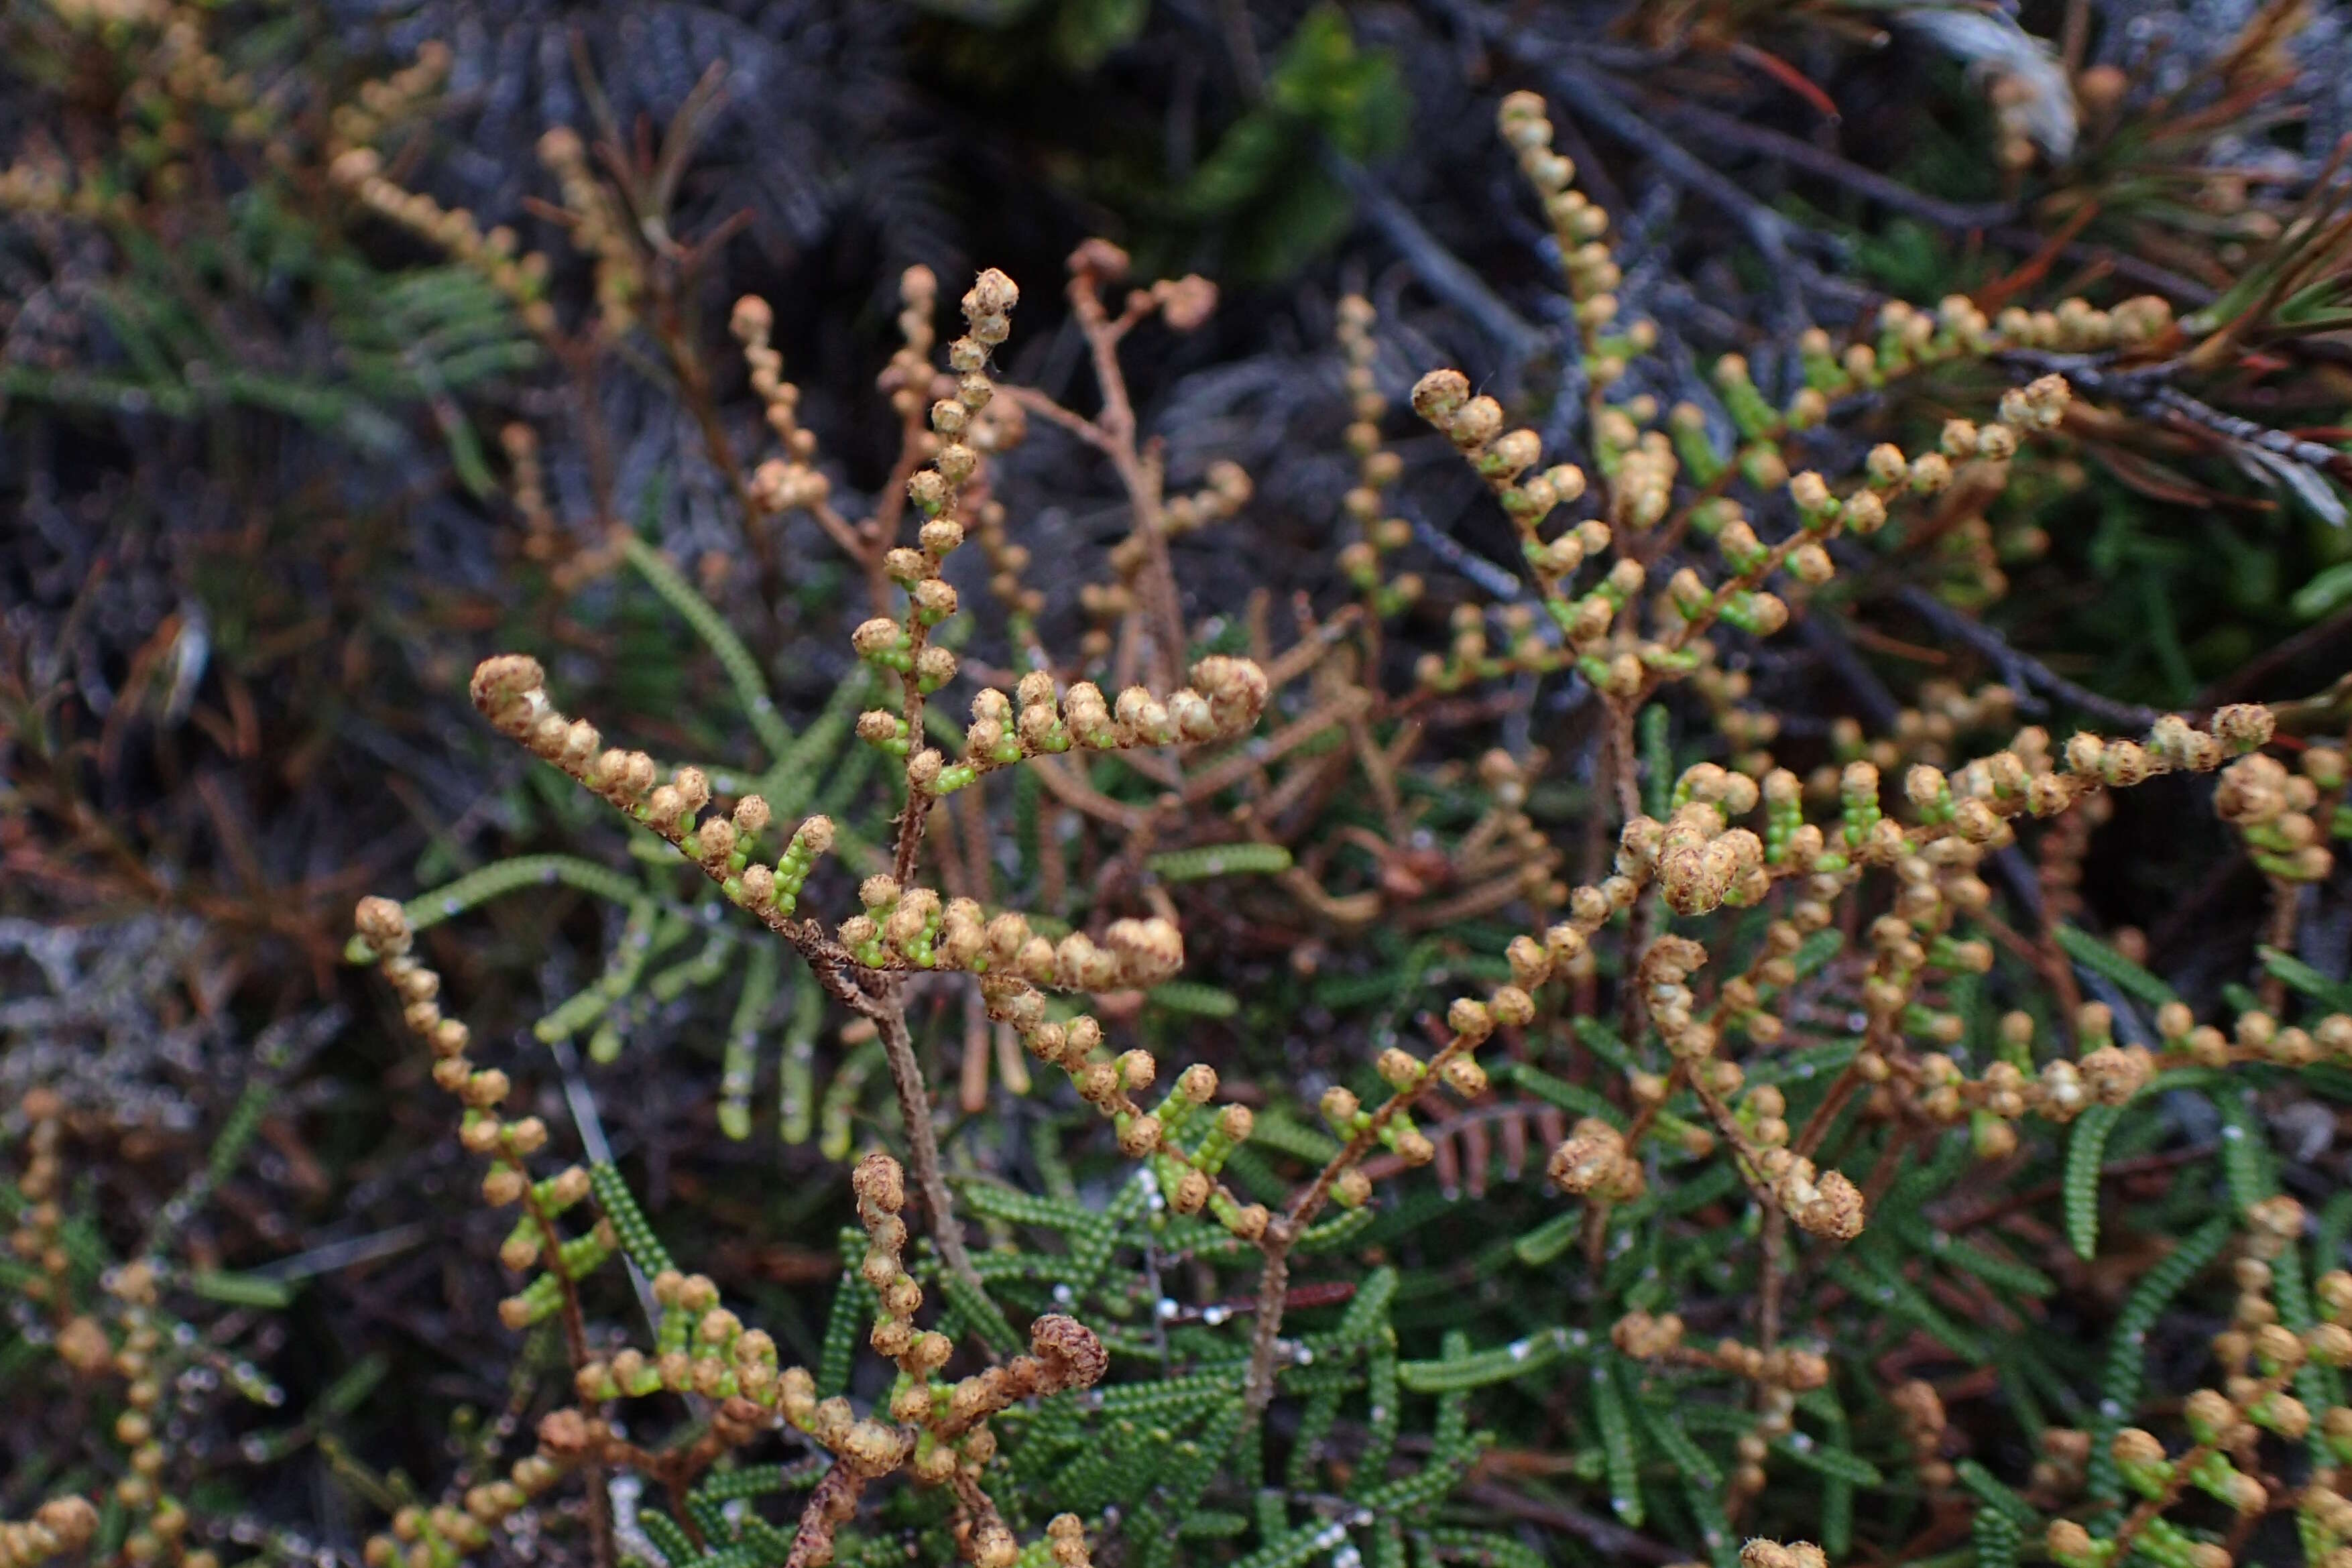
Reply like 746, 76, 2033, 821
862, 981, 984, 1304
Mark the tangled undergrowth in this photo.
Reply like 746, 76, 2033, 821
17, 5, 2352, 1568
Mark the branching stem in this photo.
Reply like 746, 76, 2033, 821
858, 981, 982, 1299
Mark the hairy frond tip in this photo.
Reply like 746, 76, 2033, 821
1781, 1164, 1867, 1242
1741, 1541, 1830, 1568
353, 894, 412, 956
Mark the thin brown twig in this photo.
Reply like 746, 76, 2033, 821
1065, 256, 1190, 690
519, 1187, 615, 1568
854, 984, 981, 1298
1242, 1024, 1484, 1417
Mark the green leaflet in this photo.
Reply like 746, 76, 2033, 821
536, 900, 661, 1048
638, 1508, 699, 1567
589, 1160, 677, 1277
650, 928, 736, 1004
1634, 1392, 1721, 1490
937, 1263, 1023, 1358
2089, 1214, 2234, 1502
1356, 1336, 1401, 1497
2256, 944, 2352, 1012
622, 536, 793, 764
344, 853, 644, 962
1511, 1209, 1582, 1267
2052, 924, 2178, 1008
2065, 1101, 2126, 1260
1989, 1329, 2062, 1438
1063, 1170, 1152, 1299
1285, 1381, 1346, 1492
1503, 1062, 1629, 1128
1285, 1274, 1400, 1492
1770, 1435, 1882, 1487
1954, 1459, 2038, 1526
2318, 1189, 2352, 1270
1246, 1110, 1344, 1164
1592, 1355, 1643, 1526
1173, 6, 1408, 280
1179, 1511, 1251, 1541
1418, 1530, 1549, 1568
766, 666, 877, 815
188, 1270, 296, 1308
1828, 1254, 1988, 1362
1130, 1393, 1248, 1568
1397, 1326, 1585, 1392
819, 1039, 884, 1162
1880, 1128, 1976, 1220
1889, 1217, 2056, 1298
1296, 1206, 1380, 1254
1431, 1330, 1472, 1459
1146, 843, 1294, 881
683, 1491, 731, 1546
1358, 1187, 1466, 1251
717, 941, 779, 1140
961, 1182, 1100, 1231
203, 1077, 274, 1195
690, 1462, 824, 1503
2307, 1063, 2352, 1102
1340, 1264, 1401, 1335
1787, 926, 1846, 981
817, 1262, 872, 1399
1741, 1039, 1860, 1093
1148, 980, 1241, 1018
1818, 1394, 1858, 1560
1971, 1502, 2022, 1568
2230, 1124, 2345, 1460
1661, 1161, 1744, 1216
2214, 1090, 2277, 1211
1641, 703, 1673, 819
1311, 937, 1442, 1011
1223, 1457, 1467, 1568
1572, 1016, 1636, 1071
1680, 1473, 1739, 1568
2292, 560, 2352, 619
776, 979, 825, 1145
1096, 1369, 1243, 1421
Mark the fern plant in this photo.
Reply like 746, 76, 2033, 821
17, 13, 2352, 1568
